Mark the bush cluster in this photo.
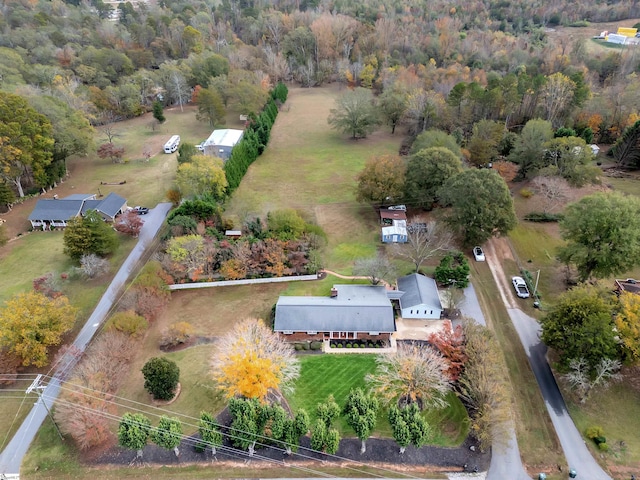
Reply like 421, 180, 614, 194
524, 211, 564, 222
329, 339, 385, 348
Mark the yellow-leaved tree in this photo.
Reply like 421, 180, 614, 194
616, 291, 640, 362
211, 318, 299, 402
0, 291, 77, 367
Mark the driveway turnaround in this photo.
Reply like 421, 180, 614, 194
484, 239, 612, 480
0, 203, 172, 478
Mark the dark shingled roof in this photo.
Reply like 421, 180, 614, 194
28, 199, 84, 222
95, 192, 126, 217
30, 192, 127, 222
274, 284, 395, 333
396, 273, 442, 310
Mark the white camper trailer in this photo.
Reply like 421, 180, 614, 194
163, 135, 180, 154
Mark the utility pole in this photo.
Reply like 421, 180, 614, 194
25, 375, 64, 441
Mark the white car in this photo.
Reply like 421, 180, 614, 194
512, 276, 530, 299
473, 246, 485, 262
196, 142, 205, 152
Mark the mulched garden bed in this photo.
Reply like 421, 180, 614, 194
91, 435, 490, 473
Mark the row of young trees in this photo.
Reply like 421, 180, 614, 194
225, 83, 288, 192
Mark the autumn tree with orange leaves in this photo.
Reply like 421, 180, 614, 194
211, 318, 300, 401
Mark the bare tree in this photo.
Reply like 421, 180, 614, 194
79, 253, 110, 278
353, 253, 395, 285
441, 288, 465, 313
54, 332, 136, 450
393, 219, 453, 272
531, 176, 571, 213
563, 357, 622, 404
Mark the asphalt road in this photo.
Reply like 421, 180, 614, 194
484, 239, 612, 480
0, 203, 172, 477
460, 282, 532, 480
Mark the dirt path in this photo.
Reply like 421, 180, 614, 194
321, 269, 392, 288
484, 238, 517, 309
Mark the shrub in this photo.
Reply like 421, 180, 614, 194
346, 343, 352, 348
586, 426, 604, 439
524, 212, 564, 222
598, 442, 609, 452
330, 344, 335, 348
519, 188, 533, 198
337, 344, 343, 348
109, 310, 148, 337
142, 357, 180, 401
303, 342, 311, 350
310, 341, 322, 350
594, 436, 607, 445
294, 344, 303, 351
160, 322, 194, 349
194, 441, 206, 453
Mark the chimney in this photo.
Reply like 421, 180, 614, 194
330, 287, 338, 298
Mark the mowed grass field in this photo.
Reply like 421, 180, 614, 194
289, 355, 469, 447
226, 86, 402, 272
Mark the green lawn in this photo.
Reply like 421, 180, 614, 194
566, 382, 640, 466
116, 344, 226, 432
288, 354, 468, 447
0, 232, 71, 303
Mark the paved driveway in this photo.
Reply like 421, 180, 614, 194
0, 203, 172, 477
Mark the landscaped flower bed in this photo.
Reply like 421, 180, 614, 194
329, 339, 386, 349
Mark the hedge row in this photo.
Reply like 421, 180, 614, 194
224, 83, 288, 192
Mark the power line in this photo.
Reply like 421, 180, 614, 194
42, 374, 424, 480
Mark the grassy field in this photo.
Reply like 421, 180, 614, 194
289, 354, 469, 447
566, 382, 640, 468
508, 222, 566, 305
1, 108, 203, 461
225, 86, 402, 272
470, 261, 564, 470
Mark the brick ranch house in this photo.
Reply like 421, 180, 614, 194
274, 284, 396, 343
273, 274, 444, 343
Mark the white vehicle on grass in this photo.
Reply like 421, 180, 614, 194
512, 276, 530, 299
163, 135, 180, 154
473, 246, 485, 262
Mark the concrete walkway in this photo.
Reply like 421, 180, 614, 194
0, 203, 172, 478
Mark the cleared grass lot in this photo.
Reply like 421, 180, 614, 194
225, 86, 402, 272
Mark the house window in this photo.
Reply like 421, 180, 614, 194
424, 310, 427, 314
430, 310, 433, 315
283, 330, 293, 335
410, 310, 413, 314
307, 331, 317, 335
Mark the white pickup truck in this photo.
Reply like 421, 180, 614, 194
512, 276, 530, 299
